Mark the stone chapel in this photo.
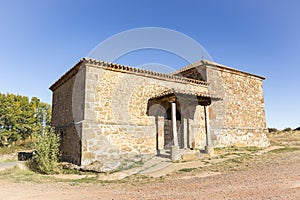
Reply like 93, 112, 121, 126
50, 58, 269, 171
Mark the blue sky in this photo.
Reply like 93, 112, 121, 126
0, 0, 299, 129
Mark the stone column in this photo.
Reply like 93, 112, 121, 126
172, 102, 179, 146
183, 117, 188, 149
204, 106, 214, 155
171, 102, 180, 161
157, 116, 165, 151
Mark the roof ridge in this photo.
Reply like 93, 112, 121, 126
170, 60, 206, 75
82, 57, 208, 85
170, 59, 265, 80
50, 58, 209, 91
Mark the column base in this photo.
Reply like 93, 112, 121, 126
170, 145, 181, 161
205, 145, 214, 155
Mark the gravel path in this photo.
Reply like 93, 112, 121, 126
0, 161, 18, 171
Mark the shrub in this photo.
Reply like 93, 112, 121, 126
268, 128, 278, 133
283, 127, 292, 132
28, 129, 60, 174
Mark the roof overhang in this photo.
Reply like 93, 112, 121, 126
149, 89, 213, 106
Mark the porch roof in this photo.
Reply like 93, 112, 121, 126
149, 88, 213, 106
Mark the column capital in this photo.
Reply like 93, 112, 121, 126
167, 96, 176, 103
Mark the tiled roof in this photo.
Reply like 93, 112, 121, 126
83, 58, 208, 85
50, 58, 208, 91
149, 88, 211, 100
172, 60, 265, 80
170, 60, 204, 75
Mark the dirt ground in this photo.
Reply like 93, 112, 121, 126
0, 132, 300, 200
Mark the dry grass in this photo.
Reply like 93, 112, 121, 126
1, 130, 300, 184
0, 139, 34, 155
176, 131, 300, 175
268, 130, 300, 146
0, 166, 52, 183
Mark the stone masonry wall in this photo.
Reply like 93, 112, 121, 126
193, 106, 207, 149
205, 64, 269, 147
82, 63, 209, 171
51, 65, 86, 164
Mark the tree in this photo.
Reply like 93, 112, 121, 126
283, 127, 292, 132
0, 93, 21, 144
0, 93, 52, 146
268, 128, 278, 133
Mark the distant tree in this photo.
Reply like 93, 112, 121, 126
0, 93, 51, 146
283, 127, 292, 132
268, 128, 278, 133
30, 97, 52, 135
294, 127, 300, 131
0, 93, 21, 144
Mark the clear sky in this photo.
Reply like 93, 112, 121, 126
0, 0, 299, 129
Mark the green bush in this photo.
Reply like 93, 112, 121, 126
283, 127, 292, 132
268, 128, 278, 133
28, 129, 60, 174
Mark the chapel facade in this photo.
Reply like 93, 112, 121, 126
50, 58, 269, 171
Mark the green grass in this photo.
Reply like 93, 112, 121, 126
242, 146, 262, 152
268, 147, 300, 154
0, 162, 100, 184
59, 167, 98, 176
179, 168, 197, 173
68, 175, 99, 184
0, 162, 152, 185
214, 146, 261, 154
0, 166, 55, 183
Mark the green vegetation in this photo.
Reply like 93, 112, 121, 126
268, 127, 278, 133
268, 147, 300, 154
214, 145, 261, 154
0, 93, 51, 146
179, 168, 197, 172
28, 129, 60, 174
0, 166, 51, 183
283, 127, 292, 132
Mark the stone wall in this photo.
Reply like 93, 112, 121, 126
51, 65, 85, 164
51, 58, 269, 171
81, 62, 209, 171
58, 124, 82, 164
51, 65, 85, 126
193, 106, 207, 149
205, 63, 269, 147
